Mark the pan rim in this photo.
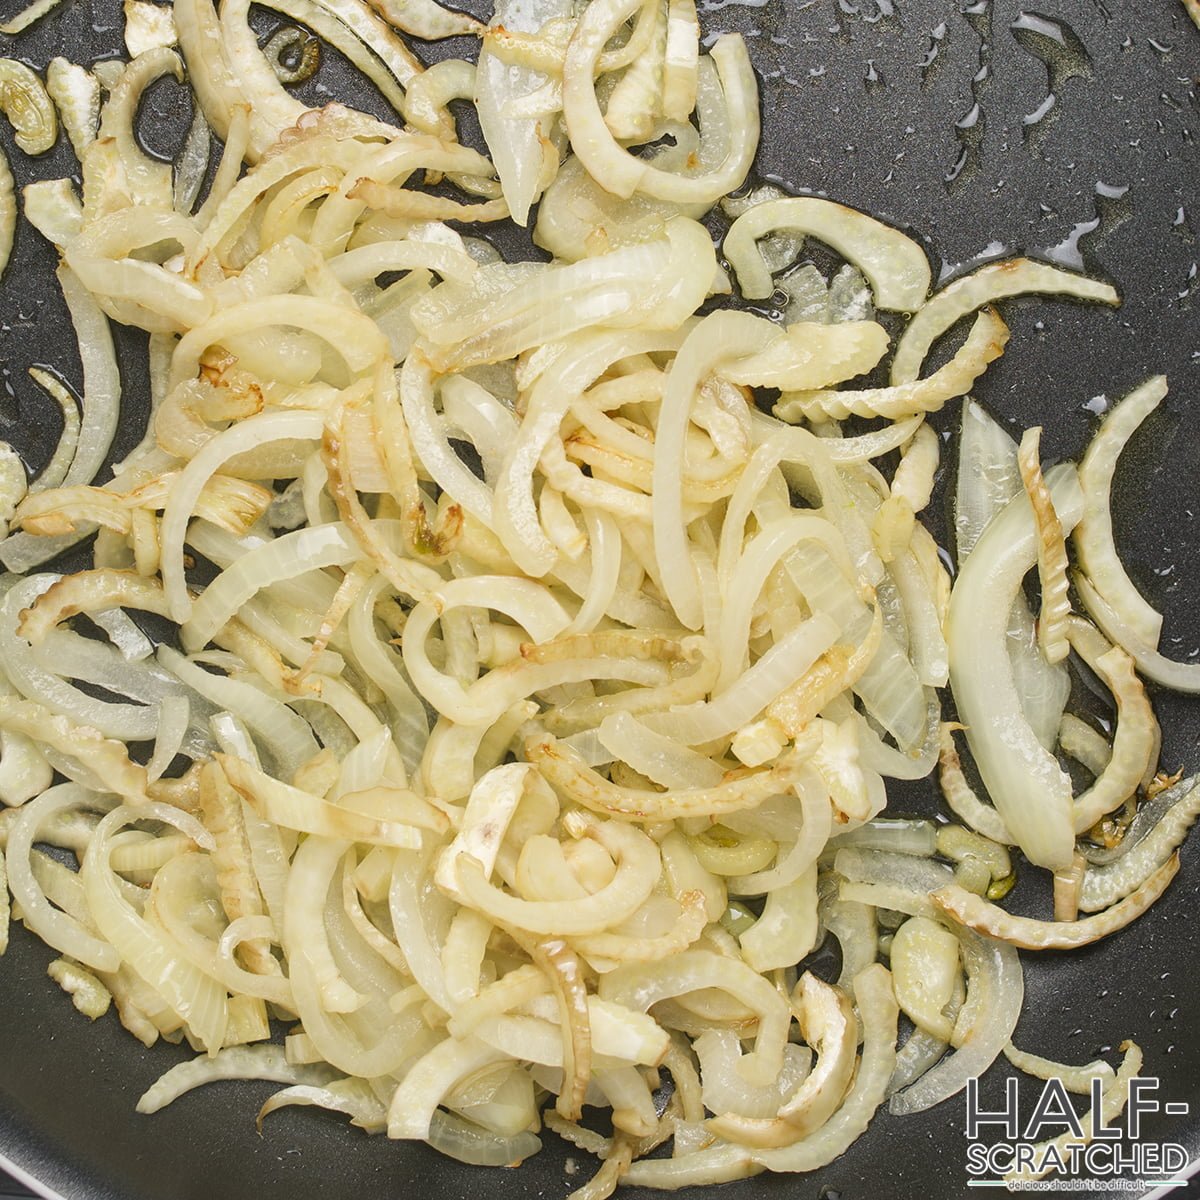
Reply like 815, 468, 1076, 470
0, 1146, 66, 1200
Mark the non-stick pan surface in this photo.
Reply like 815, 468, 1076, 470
1, 1, 1199, 1197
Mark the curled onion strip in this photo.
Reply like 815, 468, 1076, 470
933, 854, 1179, 949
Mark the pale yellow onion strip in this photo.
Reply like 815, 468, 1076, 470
480, 0, 656, 77
481, 997, 668, 1070
147, 856, 294, 1011
0, 0, 65, 34
16, 569, 171, 646
446, 966, 550, 1039
707, 973, 856, 1149
146, 695, 189, 783
945, 465, 1082, 869
496, 327, 688, 576
160, 409, 325, 622
570, 890, 708, 967
219, 0, 318, 159
401, 58, 473, 139
181, 522, 362, 652
95, 49, 180, 199
890, 258, 1119, 385
0, 696, 148, 801
454, 820, 660, 937
716, 519, 846, 693
562, 0, 758, 203
422, 640, 674, 734
199, 760, 276, 977
1017, 427, 1071, 664
348, 180, 506, 222
0, 147, 13, 284
753, 410, 925, 467
506, 926, 591, 1121
49, 266, 120, 495
26, 368, 81, 493
367, 0, 480, 38
1006, 1043, 1142, 1183
217, 754, 428, 849
725, 197, 930, 309
186, 135, 360, 272
936, 725, 1013, 845
324, 384, 445, 602
171, 296, 386, 391
526, 732, 807, 822
136, 1045, 338, 1114
1074, 375, 1168, 648
727, 321, 891, 395
888, 547, 948, 687
565, 507, 621, 636
654, 311, 777, 628
1003, 1043, 1115, 1095
308, 134, 497, 258
1066, 618, 1158, 834
281, 835, 365, 1013
387, 1035, 511, 1139
174, 0, 240, 141
193, 104, 250, 233
1058, 712, 1111, 777
1080, 777, 1200, 913
278, 0, 423, 91
5, 785, 119, 972
399, 354, 495, 526
600, 948, 790, 1087
329, 240, 478, 290
0, 59, 57, 154
785, 309, 1009, 422
646, 614, 839, 745
934, 854, 1179, 950
1075, 573, 1200, 694
81, 804, 227, 1053
596, 710, 724, 790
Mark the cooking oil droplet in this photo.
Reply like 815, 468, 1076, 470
1023, 93, 1056, 127
920, 22, 947, 73
937, 240, 1009, 284
1037, 180, 1131, 273
1178, 262, 1197, 302
1011, 11, 1092, 146
943, 4, 992, 191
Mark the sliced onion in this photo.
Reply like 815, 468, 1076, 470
933, 854, 1179, 949
725, 196, 929, 310
1073, 376, 1168, 649
946, 464, 1083, 870
891, 257, 1119, 385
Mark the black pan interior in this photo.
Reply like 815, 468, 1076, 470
1, 2, 1199, 1198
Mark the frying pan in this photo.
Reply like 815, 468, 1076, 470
0, 1, 1198, 1197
